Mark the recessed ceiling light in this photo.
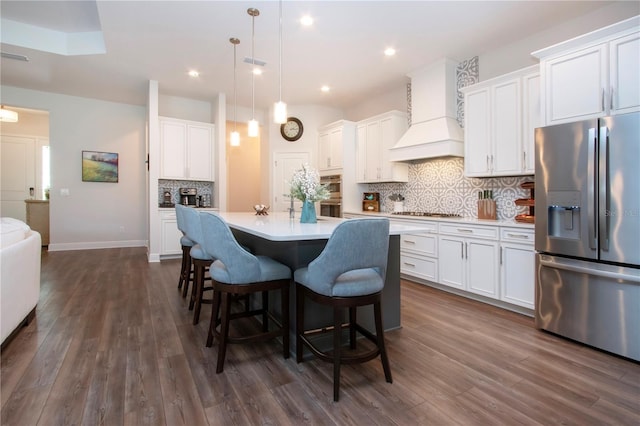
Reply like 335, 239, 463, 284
300, 15, 313, 26
252, 67, 262, 76
321, 85, 330, 92
384, 47, 396, 57
188, 70, 200, 77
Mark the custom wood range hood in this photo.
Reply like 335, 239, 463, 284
389, 58, 464, 162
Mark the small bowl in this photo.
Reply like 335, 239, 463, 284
253, 204, 269, 215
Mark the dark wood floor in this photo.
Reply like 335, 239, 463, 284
1, 247, 638, 425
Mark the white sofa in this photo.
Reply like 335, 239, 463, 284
1, 217, 41, 346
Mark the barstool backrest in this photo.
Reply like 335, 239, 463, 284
199, 212, 261, 284
181, 206, 205, 246
175, 204, 188, 235
307, 218, 389, 294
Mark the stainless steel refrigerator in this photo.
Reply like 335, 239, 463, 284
534, 111, 639, 361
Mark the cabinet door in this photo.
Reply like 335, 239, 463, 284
356, 125, 367, 183
318, 131, 331, 171
492, 79, 521, 176
378, 115, 408, 182
466, 239, 499, 298
464, 88, 491, 176
438, 236, 465, 289
329, 128, 343, 169
544, 44, 607, 124
365, 121, 381, 182
160, 120, 187, 179
187, 124, 213, 181
161, 219, 183, 255
500, 243, 535, 309
522, 72, 541, 174
610, 32, 640, 115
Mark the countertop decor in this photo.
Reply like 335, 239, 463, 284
289, 164, 329, 223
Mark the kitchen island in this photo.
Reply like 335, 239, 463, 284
204, 212, 422, 350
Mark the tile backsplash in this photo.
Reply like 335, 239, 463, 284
367, 157, 532, 220
158, 179, 214, 206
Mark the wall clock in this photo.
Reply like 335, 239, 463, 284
280, 117, 303, 142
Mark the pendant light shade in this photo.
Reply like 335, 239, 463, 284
0, 105, 18, 122
273, 0, 287, 124
230, 37, 241, 147
247, 8, 260, 138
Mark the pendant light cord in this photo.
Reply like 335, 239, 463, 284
251, 12, 255, 120
278, 0, 282, 102
233, 40, 238, 133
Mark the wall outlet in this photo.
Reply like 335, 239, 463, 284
60, 188, 70, 196
119, 226, 125, 233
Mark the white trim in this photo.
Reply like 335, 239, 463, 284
48, 239, 146, 252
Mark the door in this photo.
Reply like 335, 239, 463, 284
492, 78, 521, 175
599, 112, 640, 265
187, 124, 213, 181
1, 135, 36, 221
438, 235, 465, 289
160, 119, 187, 179
464, 87, 491, 176
609, 32, 640, 114
273, 152, 310, 213
466, 239, 499, 297
534, 119, 597, 259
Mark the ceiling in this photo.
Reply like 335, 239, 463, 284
0, 1, 628, 112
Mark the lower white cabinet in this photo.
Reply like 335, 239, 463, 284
160, 210, 182, 255
438, 224, 499, 298
499, 227, 535, 309
398, 221, 438, 282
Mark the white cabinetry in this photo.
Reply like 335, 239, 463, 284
438, 223, 499, 298
462, 65, 540, 177
159, 117, 215, 181
398, 220, 438, 282
356, 111, 408, 183
318, 120, 354, 175
499, 227, 535, 309
533, 17, 639, 125
160, 210, 183, 256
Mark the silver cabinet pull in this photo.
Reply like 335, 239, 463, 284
506, 232, 529, 239
601, 88, 605, 111
457, 228, 473, 233
403, 240, 416, 244
500, 246, 503, 265
610, 87, 614, 110
403, 262, 416, 267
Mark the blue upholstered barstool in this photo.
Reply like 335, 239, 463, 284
175, 204, 195, 297
199, 212, 291, 374
294, 218, 392, 402
181, 206, 214, 325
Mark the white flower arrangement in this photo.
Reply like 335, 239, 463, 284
289, 164, 330, 203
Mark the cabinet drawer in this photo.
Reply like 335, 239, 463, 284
400, 253, 438, 282
439, 223, 498, 240
500, 227, 534, 244
160, 211, 177, 220
400, 233, 437, 256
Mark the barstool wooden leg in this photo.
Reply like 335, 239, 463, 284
333, 306, 342, 402
349, 307, 357, 349
281, 283, 290, 359
262, 291, 269, 332
216, 291, 232, 374
206, 287, 221, 347
374, 300, 392, 384
182, 251, 193, 298
296, 285, 305, 363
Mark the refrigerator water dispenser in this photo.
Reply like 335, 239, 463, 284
547, 191, 581, 240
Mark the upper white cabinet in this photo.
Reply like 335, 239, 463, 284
533, 17, 639, 125
159, 117, 215, 181
356, 111, 408, 183
462, 65, 540, 177
318, 120, 355, 175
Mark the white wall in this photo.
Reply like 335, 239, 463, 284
344, 85, 408, 122
478, 1, 639, 80
1, 85, 147, 250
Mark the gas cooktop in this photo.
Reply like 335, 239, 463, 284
391, 212, 462, 218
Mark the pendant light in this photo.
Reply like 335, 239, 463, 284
273, 0, 287, 124
247, 8, 260, 138
0, 105, 18, 122
230, 38, 241, 147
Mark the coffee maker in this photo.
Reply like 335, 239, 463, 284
179, 188, 197, 206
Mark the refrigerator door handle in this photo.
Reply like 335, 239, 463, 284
599, 125, 610, 252
539, 258, 640, 283
587, 127, 597, 250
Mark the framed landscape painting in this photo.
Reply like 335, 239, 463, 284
82, 150, 119, 182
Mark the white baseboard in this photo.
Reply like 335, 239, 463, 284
48, 240, 147, 252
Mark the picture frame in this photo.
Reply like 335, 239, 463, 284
82, 150, 119, 183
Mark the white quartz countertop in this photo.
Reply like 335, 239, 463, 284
208, 211, 426, 241
343, 211, 535, 229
